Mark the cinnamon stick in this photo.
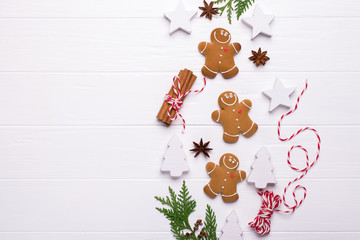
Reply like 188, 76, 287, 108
157, 70, 185, 124
157, 69, 188, 125
157, 70, 182, 122
157, 69, 197, 125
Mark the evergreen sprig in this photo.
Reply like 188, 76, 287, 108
204, 205, 217, 240
215, 0, 255, 24
155, 181, 218, 240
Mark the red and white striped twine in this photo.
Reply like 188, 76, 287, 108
249, 80, 322, 236
164, 75, 206, 133
248, 190, 282, 235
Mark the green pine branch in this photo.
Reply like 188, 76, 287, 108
215, 0, 255, 24
204, 205, 218, 240
155, 181, 218, 240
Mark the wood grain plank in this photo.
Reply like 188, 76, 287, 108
1, 0, 359, 17
0, 72, 358, 125
0, 0, 357, 238
0, 125, 356, 179
0, 18, 358, 72
0, 232, 358, 240
0, 179, 357, 232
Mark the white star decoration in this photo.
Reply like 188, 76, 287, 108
242, 5, 275, 39
263, 78, 295, 112
164, 1, 197, 35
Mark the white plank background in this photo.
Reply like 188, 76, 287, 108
0, 0, 359, 239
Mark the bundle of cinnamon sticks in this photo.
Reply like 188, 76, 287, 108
157, 68, 197, 125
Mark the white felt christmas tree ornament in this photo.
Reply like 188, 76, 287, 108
247, 147, 277, 189
164, 1, 197, 35
242, 5, 275, 39
220, 210, 243, 240
263, 78, 295, 112
161, 134, 189, 177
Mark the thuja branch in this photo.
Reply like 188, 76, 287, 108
155, 181, 218, 240
215, 0, 255, 24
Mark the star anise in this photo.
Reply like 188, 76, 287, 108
190, 138, 213, 158
249, 48, 270, 66
199, 1, 218, 20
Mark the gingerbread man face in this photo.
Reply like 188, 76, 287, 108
198, 28, 241, 79
211, 28, 231, 44
218, 91, 238, 109
219, 153, 239, 169
212, 91, 258, 143
204, 153, 246, 202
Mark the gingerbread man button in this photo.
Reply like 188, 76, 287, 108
204, 153, 246, 202
212, 91, 258, 143
198, 28, 241, 79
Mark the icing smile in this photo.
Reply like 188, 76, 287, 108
221, 94, 238, 106
214, 31, 231, 44
222, 155, 238, 169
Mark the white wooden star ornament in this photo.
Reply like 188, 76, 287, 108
263, 78, 295, 112
164, 1, 197, 35
242, 5, 275, 39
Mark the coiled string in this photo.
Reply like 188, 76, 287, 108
249, 80, 321, 235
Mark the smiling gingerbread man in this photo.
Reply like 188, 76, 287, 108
212, 91, 258, 143
204, 153, 246, 202
198, 28, 241, 79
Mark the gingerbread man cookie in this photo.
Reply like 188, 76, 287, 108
198, 28, 241, 79
204, 153, 246, 202
212, 91, 258, 143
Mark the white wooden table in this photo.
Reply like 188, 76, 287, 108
0, 0, 359, 239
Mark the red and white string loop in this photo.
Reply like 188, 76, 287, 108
164, 76, 206, 132
249, 80, 322, 235
248, 190, 282, 236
